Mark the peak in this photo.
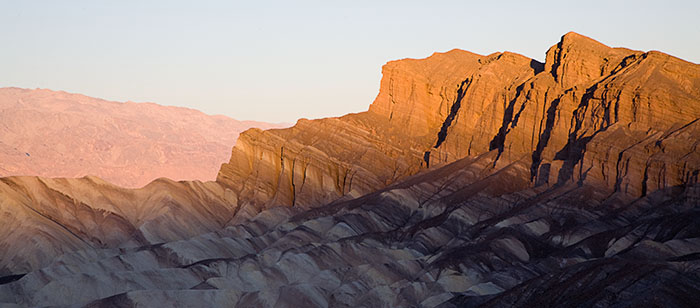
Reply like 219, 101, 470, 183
555, 32, 613, 54
545, 32, 639, 88
643, 49, 698, 65
557, 32, 614, 54
380, 49, 483, 83
440, 48, 475, 56
482, 51, 534, 64
389, 49, 481, 66
561, 31, 602, 44
562, 31, 583, 37
429, 48, 476, 56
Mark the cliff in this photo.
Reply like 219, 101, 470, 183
0, 32, 698, 307
218, 32, 699, 211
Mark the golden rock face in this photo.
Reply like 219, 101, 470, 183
0, 33, 698, 306
218, 32, 700, 210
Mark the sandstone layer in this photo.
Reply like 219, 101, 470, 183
0, 32, 698, 307
0, 88, 286, 187
218, 32, 699, 210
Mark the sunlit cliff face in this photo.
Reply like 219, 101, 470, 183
0, 32, 698, 307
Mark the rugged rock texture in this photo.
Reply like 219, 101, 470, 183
217, 49, 542, 211
0, 88, 286, 187
0, 32, 698, 307
218, 32, 699, 213
0, 176, 237, 275
1, 153, 698, 307
488, 33, 700, 197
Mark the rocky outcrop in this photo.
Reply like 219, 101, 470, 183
218, 32, 699, 213
0, 88, 286, 187
0, 32, 698, 307
490, 32, 700, 196
2, 152, 697, 307
216, 49, 544, 210
217, 113, 428, 214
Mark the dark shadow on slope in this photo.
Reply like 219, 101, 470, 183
548, 39, 565, 81
530, 98, 561, 182
423, 151, 431, 168
554, 84, 605, 186
530, 59, 545, 75
0, 273, 25, 285
434, 78, 470, 149
489, 83, 528, 163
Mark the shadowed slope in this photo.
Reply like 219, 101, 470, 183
0, 32, 698, 307
0, 176, 237, 275
1, 152, 697, 307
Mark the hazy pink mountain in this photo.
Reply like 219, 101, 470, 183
0, 87, 288, 187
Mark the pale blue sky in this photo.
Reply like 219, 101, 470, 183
2, 1, 698, 123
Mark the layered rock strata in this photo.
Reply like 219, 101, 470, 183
0, 32, 698, 307
0, 176, 237, 274
1, 153, 697, 307
218, 32, 699, 213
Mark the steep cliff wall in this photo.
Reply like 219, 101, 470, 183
1, 32, 698, 279
218, 32, 700, 211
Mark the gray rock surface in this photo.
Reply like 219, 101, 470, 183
1, 153, 698, 307
0, 32, 699, 307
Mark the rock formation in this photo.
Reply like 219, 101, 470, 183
0, 88, 287, 187
1, 154, 698, 307
218, 32, 699, 209
0, 32, 698, 307
0, 176, 239, 275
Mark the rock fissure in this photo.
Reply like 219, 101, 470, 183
434, 78, 470, 149
291, 158, 297, 206
531, 97, 563, 181
1, 33, 699, 307
489, 83, 529, 163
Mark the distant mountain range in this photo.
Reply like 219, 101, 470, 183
0, 32, 698, 307
0, 87, 288, 187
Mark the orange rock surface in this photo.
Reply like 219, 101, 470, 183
218, 32, 699, 210
0, 34, 698, 306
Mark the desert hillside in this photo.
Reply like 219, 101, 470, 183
0, 32, 698, 307
0, 87, 287, 187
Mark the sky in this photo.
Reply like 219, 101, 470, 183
1, 0, 699, 123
